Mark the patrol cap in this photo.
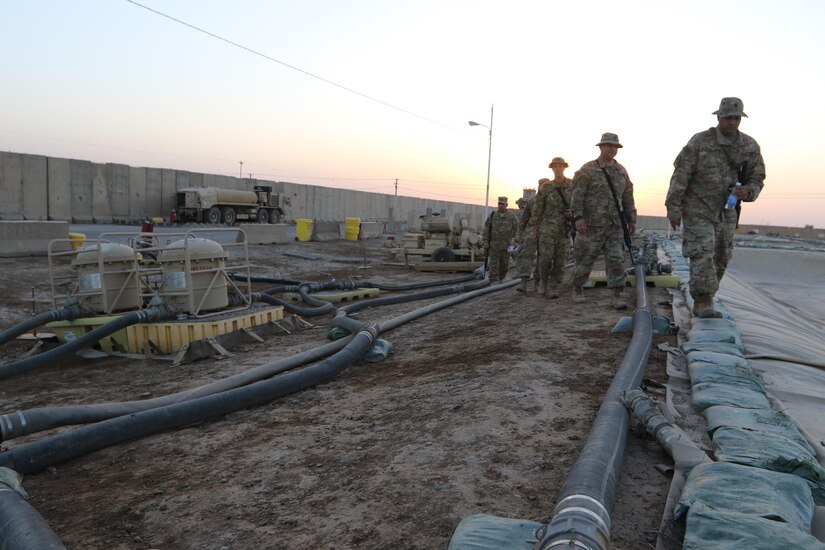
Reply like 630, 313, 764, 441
549, 157, 569, 168
713, 97, 748, 118
498, 196, 508, 204
596, 133, 623, 148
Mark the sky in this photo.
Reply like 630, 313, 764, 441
3, 0, 825, 228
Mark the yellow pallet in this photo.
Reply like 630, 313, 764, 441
588, 270, 678, 288
126, 306, 284, 354
282, 288, 380, 303
47, 315, 129, 352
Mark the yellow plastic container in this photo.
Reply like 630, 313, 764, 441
345, 217, 361, 241
68, 232, 86, 251
295, 219, 313, 242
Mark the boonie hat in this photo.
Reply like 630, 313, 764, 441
713, 97, 748, 118
596, 133, 623, 148
498, 196, 508, 204
549, 157, 569, 168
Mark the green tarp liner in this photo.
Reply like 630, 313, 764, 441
681, 501, 825, 550
686, 328, 744, 351
691, 381, 772, 412
711, 426, 825, 504
447, 514, 542, 550
689, 318, 739, 332
704, 405, 816, 456
681, 341, 744, 357
684, 350, 750, 369
674, 462, 814, 531
687, 361, 765, 394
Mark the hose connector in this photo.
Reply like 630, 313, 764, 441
535, 494, 611, 550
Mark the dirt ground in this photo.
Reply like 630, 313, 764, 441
0, 235, 677, 550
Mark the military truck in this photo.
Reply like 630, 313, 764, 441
173, 185, 289, 224
402, 209, 485, 266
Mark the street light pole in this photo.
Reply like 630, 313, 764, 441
469, 104, 494, 224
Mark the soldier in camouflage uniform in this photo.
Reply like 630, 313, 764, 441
483, 196, 519, 283
666, 97, 765, 318
514, 182, 544, 293
570, 133, 637, 309
533, 157, 574, 298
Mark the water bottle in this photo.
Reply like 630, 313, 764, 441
726, 182, 741, 210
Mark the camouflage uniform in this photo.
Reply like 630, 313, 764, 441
483, 205, 519, 282
666, 125, 765, 304
570, 160, 636, 289
515, 191, 541, 281
533, 178, 573, 291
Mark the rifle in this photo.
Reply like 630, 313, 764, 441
599, 167, 633, 254
554, 186, 577, 245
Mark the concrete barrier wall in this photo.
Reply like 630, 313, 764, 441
0, 151, 568, 233
0, 220, 69, 257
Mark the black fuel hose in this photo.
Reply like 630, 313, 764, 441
0, 305, 175, 380
254, 292, 334, 316
1, 280, 488, 440
0, 481, 65, 549
0, 303, 87, 347
0, 326, 379, 474
535, 264, 652, 550
0, 279, 517, 474
0, 336, 353, 442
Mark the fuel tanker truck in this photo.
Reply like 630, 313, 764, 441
173, 185, 289, 225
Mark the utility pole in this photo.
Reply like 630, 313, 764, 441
395, 178, 398, 196
239, 161, 243, 178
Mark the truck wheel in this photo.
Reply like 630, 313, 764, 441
269, 210, 282, 224
431, 246, 456, 262
206, 206, 221, 225
222, 206, 237, 225
256, 209, 269, 224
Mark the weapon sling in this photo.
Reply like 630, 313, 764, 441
599, 166, 633, 252
554, 186, 577, 243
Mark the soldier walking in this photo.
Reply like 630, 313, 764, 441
665, 97, 765, 318
514, 182, 544, 293
533, 158, 574, 298
483, 196, 519, 283
570, 133, 637, 309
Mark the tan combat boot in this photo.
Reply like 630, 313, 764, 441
516, 277, 527, 293
612, 288, 628, 310
547, 285, 560, 299
537, 279, 546, 296
693, 293, 722, 318
572, 286, 585, 303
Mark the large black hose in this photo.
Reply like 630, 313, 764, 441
0, 326, 378, 474
254, 292, 335, 316
0, 336, 353, 442
0, 303, 87, 348
535, 264, 652, 550
0, 278, 490, 441
0, 481, 65, 549
338, 279, 489, 316
0, 305, 175, 380
231, 273, 479, 292
0, 278, 516, 474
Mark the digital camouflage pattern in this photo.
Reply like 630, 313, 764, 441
515, 195, 539, 278
570, 160, 637, 289
533, 178, 574, 287
665, 127, 765, 296
483, 210, 519, 282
